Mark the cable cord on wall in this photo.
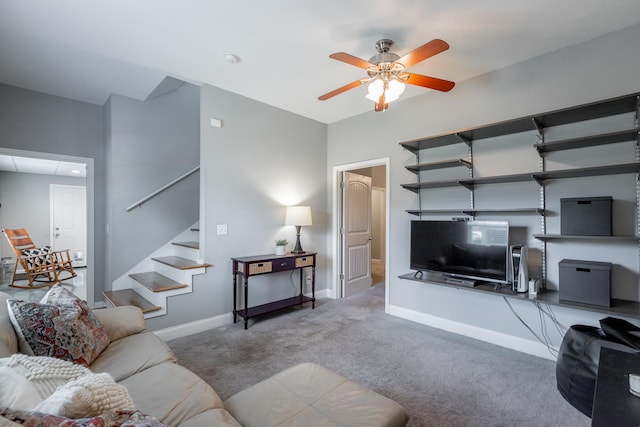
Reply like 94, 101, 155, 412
503, 297, 559, 357
289, 270, 298, 295
535, 302, 567, 338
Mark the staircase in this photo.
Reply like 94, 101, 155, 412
104, 226, 211, 318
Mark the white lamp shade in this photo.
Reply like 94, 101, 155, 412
285, 206, 312, 226
386, 79, 405, 102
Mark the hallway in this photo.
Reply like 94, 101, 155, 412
0, 266, 87, 301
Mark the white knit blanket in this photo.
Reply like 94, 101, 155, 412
0, 354, 134, 418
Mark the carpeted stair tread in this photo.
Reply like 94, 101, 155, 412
171, 241, 200, 249
103, 289, 161, 313
151, 256, 211, 270
129, 271, 188, 292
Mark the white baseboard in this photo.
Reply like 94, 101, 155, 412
154, 312, 233, 342
388, 304, 558, 361
154, 291, 330, 341
310, 289, 329, 299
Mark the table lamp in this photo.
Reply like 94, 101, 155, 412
285, 206, 312, 254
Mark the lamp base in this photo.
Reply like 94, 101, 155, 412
291, 226, 304, 254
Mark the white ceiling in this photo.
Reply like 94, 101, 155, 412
1, 1, 640, 124
0, 155, 86, 178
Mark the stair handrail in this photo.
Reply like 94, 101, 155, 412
126, 166, 199, 212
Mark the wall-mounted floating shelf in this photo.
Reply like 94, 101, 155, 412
405, 159, 472, 174
402, 163, 640, 192
399, 91, 640, 315
406, 208, 545, 216
533, 234, 639, 242
399, 273, 640, 320
534, 128, 639, 154
400, 93, 639, 153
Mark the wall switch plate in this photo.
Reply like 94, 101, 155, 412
216, 224, 228, 235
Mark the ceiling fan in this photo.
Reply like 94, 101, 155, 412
318, 38, 455, 112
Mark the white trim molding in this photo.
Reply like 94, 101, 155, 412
154, 290, 330, 341
388, 304, 559, 361
331, 158, 391, 312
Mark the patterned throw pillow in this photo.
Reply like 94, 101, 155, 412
40, 284, 83, 307
0, 408, 169, 427
7, 286, 110, 366
21, 246, 53, 268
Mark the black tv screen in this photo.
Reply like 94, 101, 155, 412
410, 220, 510, 284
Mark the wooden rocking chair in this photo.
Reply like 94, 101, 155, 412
2, 227, 77, 289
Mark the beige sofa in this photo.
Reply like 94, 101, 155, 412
0, 291, 408, 426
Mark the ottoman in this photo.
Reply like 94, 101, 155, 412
224, 362, 408, 427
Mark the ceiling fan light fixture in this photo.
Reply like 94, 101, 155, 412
386, 78, 405, 100
365, 78, 384, 101
365, 77, 405, 104
319, 38, 455, 112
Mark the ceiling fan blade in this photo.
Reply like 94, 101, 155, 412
406, 73, 455, 92
318, 80, 363, 101
329, 52, 374, 69
396, 39, 449, 68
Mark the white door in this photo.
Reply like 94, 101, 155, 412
342, 172, 372, 297
50, 185, 86, 268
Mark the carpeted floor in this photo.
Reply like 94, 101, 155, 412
168, 283, 589, 427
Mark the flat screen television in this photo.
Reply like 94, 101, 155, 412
410, 220, 510, 285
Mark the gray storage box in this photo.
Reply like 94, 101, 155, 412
560, 196, 612, 236
559, 259, 612, 307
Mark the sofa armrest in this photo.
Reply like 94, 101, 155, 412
92, 306, 147, 341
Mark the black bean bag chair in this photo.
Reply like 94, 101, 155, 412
556, 317, 640, 417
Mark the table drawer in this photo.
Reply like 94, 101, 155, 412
248, 261, 272, 275
272, 258, 295, 272
295, 256, 314, 268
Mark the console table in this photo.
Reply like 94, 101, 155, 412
232, 252, 316, 329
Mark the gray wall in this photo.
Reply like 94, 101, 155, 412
0, 84, 105, 294
105, 84, 200, 284
327, 23, 640, 356
0, 172, 85, 259
145, 84, 328, 331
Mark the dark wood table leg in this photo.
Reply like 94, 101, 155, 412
312, 265, 316, 309
232, 264, 237, 323
243, 274, 249, 329
299, 268, 304, 296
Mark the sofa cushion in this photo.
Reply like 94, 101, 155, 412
178, 408, 243, 427
92, 306, 147, 342
225, 362, 408, 427
120, 362, 224, 427
6, 297, 110, 366
89, 331, 176, 382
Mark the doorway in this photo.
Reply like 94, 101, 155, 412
50, 184, 87, 268
0, 148, 94, 307
332, 158, 389, 310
